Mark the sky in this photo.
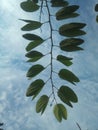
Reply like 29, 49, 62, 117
0, 0, 98, 130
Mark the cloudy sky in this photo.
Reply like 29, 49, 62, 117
0, 0, 98, 130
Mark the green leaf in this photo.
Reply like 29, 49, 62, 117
96, 15, 98, 23
60, 23, 86, 30
36, 95, 49, 114
57, 13, 79, 20
60, 29, 86, 37
19, 19, 32, 23
60, 38, 84, 52
58, 86, 78, 107
57, 55, 73, 66
60, 45, 83, 52
56, 5, 79, 20
19, 19, 35, 23
26, 39, 44, 51
51, 0, 69, 7
59, 23, 86, 37
21, 21, 42, 31
60, 38, 84, 46
95, 4, 98, 12
53, 104, 67, 122
26, 51, 43, 62
20, 1, 39, 12
23, 34, 43, 41
27, 64, 44, 78
26, 79, 45, 99
26, 51, 43, 58
58, 92, 73, 107
59, 69, 80, 85
33, 0, 38, 3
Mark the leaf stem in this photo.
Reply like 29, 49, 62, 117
45, 0, 57, 104
39, 0, 44, 22
45, 78, 50, 84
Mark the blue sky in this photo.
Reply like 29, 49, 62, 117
0, 0, 98, 130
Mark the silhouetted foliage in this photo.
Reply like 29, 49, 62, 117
20, 0, 87, 122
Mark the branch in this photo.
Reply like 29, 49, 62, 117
45, 0, 57, 104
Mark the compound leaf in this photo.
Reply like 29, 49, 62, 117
20, 0, 86, 122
